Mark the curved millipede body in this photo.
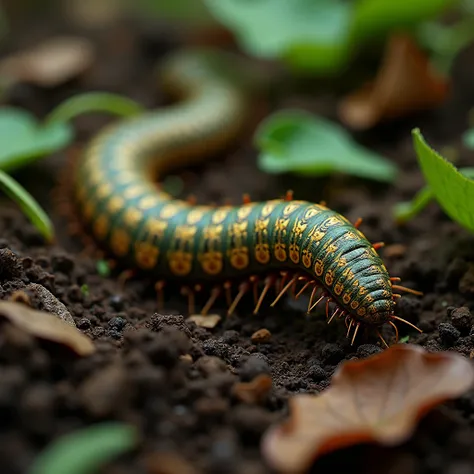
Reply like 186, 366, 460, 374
66, 49, 421, 345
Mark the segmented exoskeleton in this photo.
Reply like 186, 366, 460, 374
64, 48, 421, 345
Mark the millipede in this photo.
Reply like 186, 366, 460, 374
58, 48, 422, 346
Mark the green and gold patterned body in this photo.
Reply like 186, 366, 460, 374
72, 49, 395, 326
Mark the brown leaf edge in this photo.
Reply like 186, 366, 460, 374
0, 300, 95, 356
261, 344, 474, 473
338, 33, 449, 130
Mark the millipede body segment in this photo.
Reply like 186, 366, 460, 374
69, 48, 419, 343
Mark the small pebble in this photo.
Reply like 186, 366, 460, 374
250, 328, 272, 344
108, 316, 126, 331
450, 307, 472, 333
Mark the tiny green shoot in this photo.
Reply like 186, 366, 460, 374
28, 422, 138, 474
255, 110, 397, 182
399, 335, 410, 344
0, 169, 54, 242
404, 129, 474, 232
80, 284, 89, 297
0, 92, 145, 241
96, 259, 111, 278
46, 92, 145, 125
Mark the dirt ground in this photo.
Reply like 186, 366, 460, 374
1, 8, 474, 474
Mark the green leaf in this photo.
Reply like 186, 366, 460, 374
0, 169, 54, 242
394, 167, 474, 222
255, 110, 397, 182
46, 92, 145, 125
412, 128, 474, 232
202, 0, 454, 73
399, 335, 410, 343
203, 0, 353, 73
28, 422, 138, 474
350, 0, 456, 44
0, 107, 72, 172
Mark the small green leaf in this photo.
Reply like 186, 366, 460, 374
46, 92, 145, 125
80, 284, 89, 296
412, 128, 474, 232
203, 0, 353, 73
96, 260, 111, 278
0, 169, 54, 242
0, 107, 72, 172
255, 110, 397, 182
28, 422, 138, 474
399, 335, 410, 343
462, 128, 474, 150
394, 167, 474, 222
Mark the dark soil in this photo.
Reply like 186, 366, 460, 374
1, 6, 474, 474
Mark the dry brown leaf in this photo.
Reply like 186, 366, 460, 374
262, 344, 474, 473
338, 34, 449, 130
187, 314, 221, 328
233, 374, 273, 404
0, 300, 95, 356
0, 36, 95, 87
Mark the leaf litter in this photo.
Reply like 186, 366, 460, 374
0, 300, 95, 356
262, 344, 474, 473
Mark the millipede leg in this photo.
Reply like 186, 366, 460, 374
271, 274, 299, 307
228, 282, 248, 316
308, 294, 325, 313
254, 276, 274, 315
295, 280, 314, 299
376, 329, 389, 348
351, 323, 361, 345
250, 275, 259, 305
181, 286, 195, 315
201, 286, 220, 315
224, 281, 232, 307
327, 308, 340, 325
307, 286, 319, 313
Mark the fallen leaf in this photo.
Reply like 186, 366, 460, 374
251, 328, 272, 344
187, 314, 221, 328
0, 36, 95, 87
233, 374, 273, 404
339, 34, 449, 130
0, 300, 95, 356
262, 344, 474, 473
